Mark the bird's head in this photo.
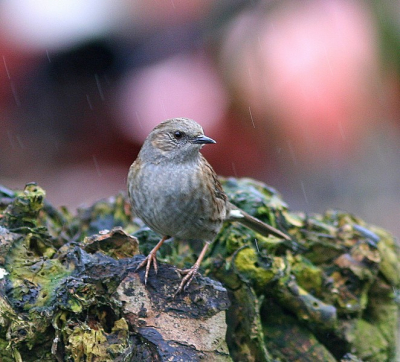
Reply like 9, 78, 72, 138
140, 118, 216, 162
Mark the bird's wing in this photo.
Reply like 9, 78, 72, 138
200, 154, 227, 203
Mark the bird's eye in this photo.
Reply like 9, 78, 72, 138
173, 131, 184, 139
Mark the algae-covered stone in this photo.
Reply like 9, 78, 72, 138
0, 183, 231, 361
1, 183, 45, 230
346, 318, 390, 361
5, 231, 72, 311
0, 180, 398, 361
232, 246, 283, 289
211, 178, 399, 361
63, 317, 131, 361
262, 298, 337, 362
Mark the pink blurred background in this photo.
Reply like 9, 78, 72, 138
1, 0, 400, 243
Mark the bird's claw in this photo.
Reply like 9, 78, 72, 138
136, 252, 158, 285
175, 266, 199, 296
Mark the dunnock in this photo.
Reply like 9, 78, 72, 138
128, 118, 290, 294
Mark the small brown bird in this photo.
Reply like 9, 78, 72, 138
128, 118, 290, 294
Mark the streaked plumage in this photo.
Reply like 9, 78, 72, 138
128, 118, 289, 294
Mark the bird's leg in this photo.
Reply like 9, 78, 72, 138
175, 241, 210, 295
136, 235, 169, 284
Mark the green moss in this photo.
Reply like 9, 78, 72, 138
76, 193, 139, 238
1, 179, 399, 361
0, 339, 15, 362
262, 300, 336, 362
5, 232, 72, 310
233, 247, 279, 289
63, 318, 130, 361
290, 254, 323, 296
374, 230, 400, 288
351, 319, 389, 361
1, 183, 46, 230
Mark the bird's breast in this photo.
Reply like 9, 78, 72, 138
129, 161, 225, 240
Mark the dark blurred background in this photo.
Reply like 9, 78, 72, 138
1, 0, 400, 240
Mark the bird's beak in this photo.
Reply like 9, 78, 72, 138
192, 135, 216, 144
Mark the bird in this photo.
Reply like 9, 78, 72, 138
127, 117, 290, 294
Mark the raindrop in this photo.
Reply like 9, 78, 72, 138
248, 106, 255, 128
135, 111, 144, 130
16, 135, 24, 149
86, 94, 93, 110
95, 74, 105, 101
10, 81, 21, 107
300, 180, 309, 204
92, 155, 102, 177
46, 50, 51, 63
231, 162, 238, 177
3, 56, 10, 79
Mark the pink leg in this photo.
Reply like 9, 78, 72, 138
175, 242, 210, 295
136, 235, 169, 284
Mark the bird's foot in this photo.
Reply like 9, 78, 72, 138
175, 265, 200, 295
135, 236, 169, 285
135, 251, 158, 285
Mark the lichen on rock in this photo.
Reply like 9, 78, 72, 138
0, 180, 398, 361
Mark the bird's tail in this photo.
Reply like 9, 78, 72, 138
228, 204, 290, 240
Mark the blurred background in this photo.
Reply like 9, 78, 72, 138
1, 0, 400, 241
